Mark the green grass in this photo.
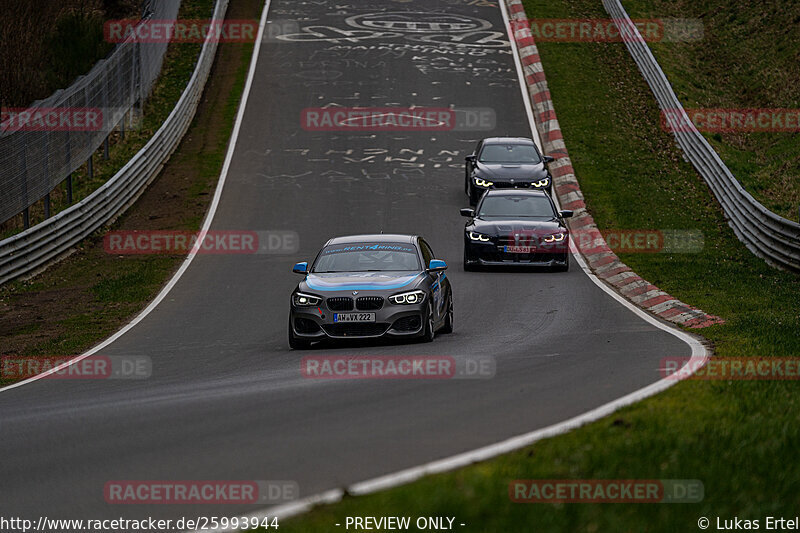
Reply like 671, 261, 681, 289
91, 258, 177, 303
274, 0, 800, 531
624, 0, 800, 220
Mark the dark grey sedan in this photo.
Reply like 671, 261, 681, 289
288, 234, 453, 349
465, 136, 555, 204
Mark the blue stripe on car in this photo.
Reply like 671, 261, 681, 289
305, 273, 423, 292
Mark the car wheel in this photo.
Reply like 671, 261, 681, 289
288, 317, 311, 349
469, 187, 480, 206
552, 253, 570, 272
420, 302, 435, 342
463, 247, 476, 271
440, 293, 454, 334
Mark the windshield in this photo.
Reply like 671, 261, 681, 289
312, 242, 421, 273
478, 143, 541, 164
478, 195, 555, 218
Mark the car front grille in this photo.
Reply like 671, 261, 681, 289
326, 297, 354, 311
391, 315, 422, 332
356, 296, 384, 310
498, 235, 540, 247
492, 181, 532, 189
322, 323, 389, 337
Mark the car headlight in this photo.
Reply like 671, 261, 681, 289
532, 177, 550, 188
468, 231, 491, 242
292, 292, 322, 306
543, 232, 567, 243
473, 177, 493, 188
389, 290, 426, 305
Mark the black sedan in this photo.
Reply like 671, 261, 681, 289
288, 234, 454, 349
465, 136, 555, 204
462, 189, 573, 271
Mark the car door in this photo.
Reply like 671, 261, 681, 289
419, 238, 444, 320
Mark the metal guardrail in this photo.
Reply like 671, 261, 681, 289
0, 1, 181, 226
0, 0, 230, 285
603, 0, 800, 272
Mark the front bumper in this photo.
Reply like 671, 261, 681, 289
465, 238, 569, 266
289, 294, 427, 340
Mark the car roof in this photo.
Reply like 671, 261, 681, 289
481, 137, 535, 145
484, 189, 548, 197
326, 234, 417, 245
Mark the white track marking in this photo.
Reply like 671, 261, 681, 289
190, 2, 709, 531
0, 1, 273, 394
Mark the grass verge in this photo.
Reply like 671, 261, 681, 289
624, 0, 800, 220
0, 0, 261, 384
272, 0, 800, 531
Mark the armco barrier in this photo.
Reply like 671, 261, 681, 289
505, 0, 723, 328
602, 0, 800, 272
0, 0, 229, 285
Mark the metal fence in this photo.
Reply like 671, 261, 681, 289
603, 0, 800, 272
0, 0, 181, 225
0, 0, 230, 285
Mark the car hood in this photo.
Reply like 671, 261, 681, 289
469, 217, 565, 236
300, 271, 424, 293
475, 162, 548, 181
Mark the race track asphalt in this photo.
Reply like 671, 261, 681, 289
0, 0, 692, 523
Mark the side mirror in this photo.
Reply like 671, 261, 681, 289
559, 210, 573, 219
465, 154, 477, 163
428, 259, 448, 272
543, 155, 555, 163
460, 207, 475, 218
292, 261, 308, 274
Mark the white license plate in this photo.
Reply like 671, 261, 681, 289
334, 313, 376, 323
504, 246, 533, 253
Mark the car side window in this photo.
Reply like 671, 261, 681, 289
419, 239, 434, 266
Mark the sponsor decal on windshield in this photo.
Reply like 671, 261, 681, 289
321, 243, 417, 256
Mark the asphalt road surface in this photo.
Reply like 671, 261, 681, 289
0, 0, 692, 524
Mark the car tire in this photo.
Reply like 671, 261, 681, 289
440, 293, 454, 334
420, 302, 436, 342
288, 318, 312, 350
463, 247, 476, 271
469, 187, 480, 206
552, 253, 570, 272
